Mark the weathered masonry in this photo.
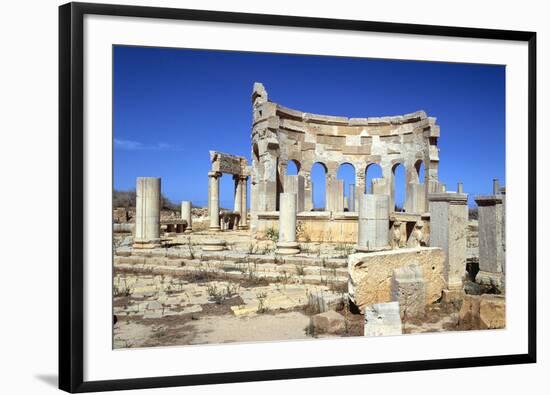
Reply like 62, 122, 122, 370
249, 82, 442, 235
207, 151, 250, 230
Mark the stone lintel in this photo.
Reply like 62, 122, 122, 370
428, 192, 468, 204
474, 195, 504, 206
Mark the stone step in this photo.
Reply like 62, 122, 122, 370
114, 262, 348, 287
114, 250, 348, 269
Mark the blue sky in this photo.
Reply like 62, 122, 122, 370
114, 45, 505, 209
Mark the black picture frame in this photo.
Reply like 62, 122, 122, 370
59, 2, 537, 393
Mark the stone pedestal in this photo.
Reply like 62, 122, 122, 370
276, 193, 300, 255
428, 192, 468, 291
181, 201, 192, 233
208, 171, 221, 231
364, 302, 403, 337
474, 195, 505, 290
133, 177, 161, 249
356, 194, 389, 252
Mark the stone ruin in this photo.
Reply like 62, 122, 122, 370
114, 82, 506, 345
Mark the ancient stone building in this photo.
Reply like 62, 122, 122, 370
249, 82, 441, 232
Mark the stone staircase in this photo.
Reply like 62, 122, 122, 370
114, 247, 348, 288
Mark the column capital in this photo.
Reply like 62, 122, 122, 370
238, 174, 249, 181
428, 192, 468, 205
474, 195, 504, 206
208, 171, 222, 178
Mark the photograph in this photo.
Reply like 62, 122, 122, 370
111, 45, 506, 349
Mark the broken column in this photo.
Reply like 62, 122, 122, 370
284, 174, 305, 213
208, 171, 221, 231
407, 182, 426, 214
428, 192, 468, 293
276, 193, 300, 255
133, 177, 161, 249
371, 178, 387, 195
348, 183, 356, 212
181, 201, 192, 233
326, 178, 344, 212
474, 193, 505, 290
356, 194, 390, 252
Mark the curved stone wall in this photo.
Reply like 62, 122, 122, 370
250, 82, 441, 229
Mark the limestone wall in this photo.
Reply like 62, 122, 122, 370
256, 212, 430, 244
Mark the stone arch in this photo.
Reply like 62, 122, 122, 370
287, 159, 300, 175
337, 162, 356, 211
412, 159, 425, 184
391, 162, 406, 212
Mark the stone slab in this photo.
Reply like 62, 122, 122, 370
348, 247, 445, 312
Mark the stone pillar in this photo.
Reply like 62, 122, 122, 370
276, 193, 300, 255
348, 183, 356, 212
407, 183, 426, 214
133, 177, 161, 249
457, 182, 463, 194
356, 194, 390, 252
493, 178, 500, 195
239, 175, 248, 229
233, 175, 242, 214
474, 195, 505, 290
284, 174, 305, 213
327, 178, 344, 212
371, 178, 387, 195
208, 171, 221, 231
428, 192, 468, 292
301, 170, 313, 212
181, 201, 192, 233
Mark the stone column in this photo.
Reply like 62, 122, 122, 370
325, 170, 336, 211
474, 195, 505, 290
239, 175, 248, 229
276, 193, 300, 255
327, 178, 344, 212
371, 178, 387, 195
284, 174, 305, 213
356, 193, 390, 252
428, 192, 468, 292
208, 171, 221, 231
493, 178, 500, 195
407, 183, 426, 214
348, 183, 356, 212
133, 177, 161, 249
181, 200, 192, 233
457, 182, 463, 194
233, 175, 242, 214
355, 163, 366, 210
301, 170, 313, 211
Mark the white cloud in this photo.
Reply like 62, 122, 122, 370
114, 138, 181, 151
